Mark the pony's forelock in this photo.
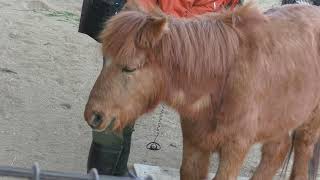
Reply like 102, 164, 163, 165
99, 1, 168, 64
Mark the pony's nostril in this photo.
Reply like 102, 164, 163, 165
89, 112, 103, 129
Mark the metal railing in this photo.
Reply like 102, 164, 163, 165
0, 163, 152, 180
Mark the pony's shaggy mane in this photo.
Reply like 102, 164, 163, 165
100, 2, 266, 79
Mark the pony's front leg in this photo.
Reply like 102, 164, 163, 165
180, 140, 211, 180
179, 119, 211, 180
213, 140, 250, 180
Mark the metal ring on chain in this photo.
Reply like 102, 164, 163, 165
146, 104, 164, 151
146, 141, 161, 151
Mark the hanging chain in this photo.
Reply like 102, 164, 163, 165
153, 104, 164, 142
146, 104, 164, 151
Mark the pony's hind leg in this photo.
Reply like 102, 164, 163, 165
290, 107, 320, 180
250, 134, 291, 180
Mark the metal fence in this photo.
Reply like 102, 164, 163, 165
0, 163, 152, 180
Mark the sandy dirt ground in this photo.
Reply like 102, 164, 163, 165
0, 0, 291, 179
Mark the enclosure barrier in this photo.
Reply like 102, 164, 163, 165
0, 163, 151, 180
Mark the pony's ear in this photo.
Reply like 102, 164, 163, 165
135, 16, 169, 49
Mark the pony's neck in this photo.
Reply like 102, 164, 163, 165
155, 17, 241, 114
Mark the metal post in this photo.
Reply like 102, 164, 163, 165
32, 163, 40, 180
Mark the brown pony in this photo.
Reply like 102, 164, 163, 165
84, 2, 320, 180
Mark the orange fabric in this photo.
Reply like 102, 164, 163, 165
135, 0, 238, 17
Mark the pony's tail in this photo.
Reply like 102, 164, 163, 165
309, 138, 320, 180
280, 131, 296, 179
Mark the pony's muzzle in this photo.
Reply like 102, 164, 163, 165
88, 112, 103, 129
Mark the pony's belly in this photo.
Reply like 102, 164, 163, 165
254, 94, 319, 141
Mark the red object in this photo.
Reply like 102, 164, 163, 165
133, 0, 239, 17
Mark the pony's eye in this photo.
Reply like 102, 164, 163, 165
122, 66, 136, 73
